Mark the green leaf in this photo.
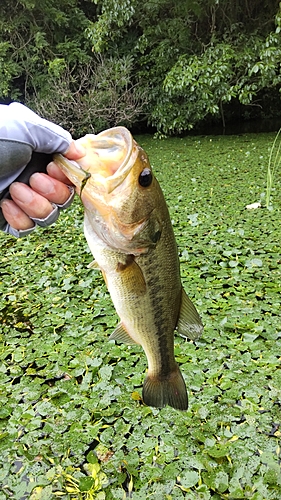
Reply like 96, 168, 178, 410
79, 477, 95, 492
179, 471, 200, 489
1, 133, 281, 500
245, 258, 263, 268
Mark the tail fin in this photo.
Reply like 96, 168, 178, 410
142, 366, 188, 410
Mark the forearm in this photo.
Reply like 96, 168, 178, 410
0, 103, 86, 237
0, 103, 71, 151
0, 103, 71, 191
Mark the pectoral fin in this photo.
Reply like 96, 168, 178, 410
176, 288, 204, 340
109, 322, 138, 345
116, 256, 146, 295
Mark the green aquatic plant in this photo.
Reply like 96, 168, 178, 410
0, 132, 280, 499
29, 460, 107, 499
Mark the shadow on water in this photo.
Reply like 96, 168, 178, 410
134, 117, 281, 137
194, 118, 281, 136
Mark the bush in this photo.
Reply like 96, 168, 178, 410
25, 55, 148, 136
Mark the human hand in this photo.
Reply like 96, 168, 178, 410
1, 141, 85, 233
0, 102, 88, 237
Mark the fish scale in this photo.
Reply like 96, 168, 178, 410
54, 126, 203, 410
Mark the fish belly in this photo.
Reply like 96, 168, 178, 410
85, 217, 188, 410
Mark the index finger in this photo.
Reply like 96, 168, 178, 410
47, 162, 72, 184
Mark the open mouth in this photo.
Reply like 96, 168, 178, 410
54, 126, 135, 194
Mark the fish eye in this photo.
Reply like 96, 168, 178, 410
138, 168, 153, 187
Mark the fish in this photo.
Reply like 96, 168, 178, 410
54, 127, 203, 410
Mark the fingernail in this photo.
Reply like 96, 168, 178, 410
10, 183, 34, 203
74, 142, 86, 156
30, 173, 55, 195
1, 199, 21, 216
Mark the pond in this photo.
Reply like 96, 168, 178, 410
0, 131, 280, 499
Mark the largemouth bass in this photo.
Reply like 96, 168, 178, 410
54, 127, 203, 410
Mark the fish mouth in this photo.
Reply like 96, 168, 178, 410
53, 157, 91, 195
54, 127, 136, 195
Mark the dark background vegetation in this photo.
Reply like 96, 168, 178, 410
1, 0, 281, 136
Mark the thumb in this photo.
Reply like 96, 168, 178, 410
63, 140, 86, 160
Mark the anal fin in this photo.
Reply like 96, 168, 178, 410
176, 288, 204, 340
88, 260, 100, 270
109, 322, 138, 345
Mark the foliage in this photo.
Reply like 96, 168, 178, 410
25, 55, 148, 136
0, 41, 20, 98
0, 0, 147, 134
0, 0, 93, 99
87, 0, 281, 134
2, 0, 281, 133
154, 42, 237, 134
86, 0, 137, 53
153, 16, 281, 134
1, 131, 281, 498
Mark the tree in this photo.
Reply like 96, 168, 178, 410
1, 0, 281, 134
0, 0, 93, 100
86, 0, 281, 134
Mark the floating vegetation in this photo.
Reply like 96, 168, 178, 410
0, 132, 280, 499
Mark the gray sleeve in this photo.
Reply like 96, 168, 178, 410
0, 103, 72, 153
0, 103, 72, 191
